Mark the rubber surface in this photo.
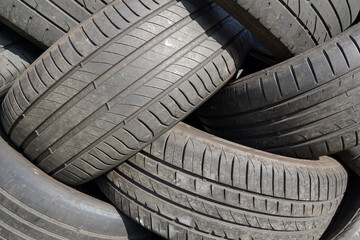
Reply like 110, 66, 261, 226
213, 0, 360, 59
0, 130, 154, 240
337, 146, 360, 177
0, 0, 251, 186
0, 0, 113, 49
97, 122, 347, 240
198, 23, 360, 159
0, 26, 40, 97
320, 171, 360, 240
334, 213, 360, 240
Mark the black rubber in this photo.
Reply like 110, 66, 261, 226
198, 23, 360, 159
0, 26, 40, 97
320, 171, 360, 240
334, 214, 360, 240
0, 130, 154, 240
212, 0, 360, 59
0, 0, 251, 186
0, 0, 113, 49
336, 146, 360, 177
97, 122, 347, 240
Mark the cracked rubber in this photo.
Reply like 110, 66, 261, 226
198, 23, 360, 159
0, 26, 40, 97
0, 0, 251, 186
212, 0, 360, 59
0, 0, 114, 49
97, 122, 347, 240
0, 130, 154, 240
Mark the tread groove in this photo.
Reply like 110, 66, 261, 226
50, 23, 245, 178
289, 65, 300, 91
336, 43, 350, 68
322, 49, 335, 75
306, 57, 318, 84
6, 0, 180, 137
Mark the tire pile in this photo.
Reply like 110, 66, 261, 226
0, 0, 358, 239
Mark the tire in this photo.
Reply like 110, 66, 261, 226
336, 146, 360, 177
97, 122, 347, 240
334, 214, 360, 240
212, 0, 360, 59
0, 26, 40, 97
198, 23, 360, 159
0, 130, 154, 240
0, 0, 252, 186
320, 171, 360, 240
0, 0, 113, 49
249, 35, 280, 66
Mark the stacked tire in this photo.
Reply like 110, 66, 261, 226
0, 0, 357, 239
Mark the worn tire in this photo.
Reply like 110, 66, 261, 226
198, 23, 360, 159
0, 26, 40, 97
213, 0, 360, 59
321, 171, 360, 240
0, 0, 114, 49
336, 146, 360, 177
97, 122, 347, 240
0, 130, 154, 240
334, 214, 360, 240
0, 0, 251, 186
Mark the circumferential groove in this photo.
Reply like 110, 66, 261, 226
7, 0, 179, 138
48, 18, 243, 177
327, 0, 343, 32
307, 2, 333, 39
277, 0, 318, 44
19, 0, 68, 33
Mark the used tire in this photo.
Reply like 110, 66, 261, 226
198, 23, 360, 159
336, 146, 360, 177
97, 122, 347, 240
213, 0, 360, 59
334, 214, 360, 240
0, 26, 40, 97
0, 0, 113, 48
0, 131, 154, 239
320, 171, 360, 240
0, 0, 251, 186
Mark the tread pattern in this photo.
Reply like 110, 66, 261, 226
320, 170, 360, 240
0, 0, 114, 48
0, 130, 154, 240
0, 26, 40, 97
212, 0, 360, 58
1, 0, 252, 185
97, 122, 347, 240
219, 0, 360, 58
198, 23, 360, 159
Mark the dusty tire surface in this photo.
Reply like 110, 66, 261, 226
198, 23, 360, 159
0, 0, 113, 48
0, 0, 251, 186
0, 131, 154, 240
0, 26, 40, 97
97, 122, 347, 240
213, 0, 360, 58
